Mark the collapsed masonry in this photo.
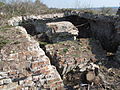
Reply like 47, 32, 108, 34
1, 11, 120, 89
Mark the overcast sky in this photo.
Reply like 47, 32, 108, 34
40, 0, 120, 8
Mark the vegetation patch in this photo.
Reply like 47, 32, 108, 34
39, 41, 48, 46
0, 36, 11, 49
0, 25, 14, 32
63, 48, 69, 53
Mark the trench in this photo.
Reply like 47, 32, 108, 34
19, 15, 120, 89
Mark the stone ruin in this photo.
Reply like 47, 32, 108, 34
0, 10, 119, 89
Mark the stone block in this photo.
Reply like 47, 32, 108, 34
3, 78, 12, 84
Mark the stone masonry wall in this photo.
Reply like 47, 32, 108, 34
0, 26, 64, 90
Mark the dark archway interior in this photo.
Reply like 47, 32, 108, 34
64, 15, 92, 38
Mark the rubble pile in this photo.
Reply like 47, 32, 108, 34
64, 62, 105, 90
45, 39, 95, 75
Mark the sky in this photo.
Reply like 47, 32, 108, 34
40, 0, 120, 8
